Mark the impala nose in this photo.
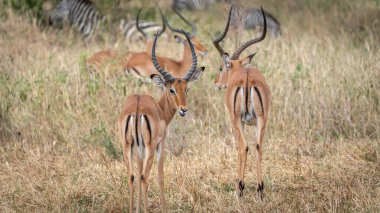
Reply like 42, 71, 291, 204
179, 107, 188, 117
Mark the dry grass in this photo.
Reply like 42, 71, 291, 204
1, 0, 380, 212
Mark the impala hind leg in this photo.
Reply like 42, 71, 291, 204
232, 121, 248, 197
135, 155, 143, 213
141, 147, 155, 213
255, 117, 267, 199
157, 143, 167, 212
123, 143, 134, 213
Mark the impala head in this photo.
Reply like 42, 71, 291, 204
136, 7, 166, 42
151, 29, 204, 117
165, 9, 208, 57
213, 6, 267, 89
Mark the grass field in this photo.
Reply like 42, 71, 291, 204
1, 0, 379, 212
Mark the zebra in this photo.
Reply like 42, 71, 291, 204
48, 0, 105, 40
119, 19, 163, 41
172, 0, 217, 11
242, 7, 281, 37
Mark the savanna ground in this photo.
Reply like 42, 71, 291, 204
1, 0, 380, 212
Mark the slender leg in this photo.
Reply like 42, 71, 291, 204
255, 117, 266, 199
120, 116, 135, 213
136, 155, 143, 213
232, 121, 248, 197
157, 143, 167, 212
141, 147, 155, 213
123, 143, 134, 213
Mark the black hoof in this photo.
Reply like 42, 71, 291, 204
237, 180, 245, 198
257, 182, 264, 200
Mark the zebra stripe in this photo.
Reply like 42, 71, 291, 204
172, 0, 217, 11
48, 0, 105, 40
119, 19, 163, 40
232, 7, 281, 37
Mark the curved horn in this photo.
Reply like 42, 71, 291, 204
173, 9, 197, 36
136, 8, 147, 39
213, 6, 233, 56
158, 8, 166, 36
231, 6, 267, 60
151, 32, 175, 83
164, 13, 183, 34
182, 30, 198, 81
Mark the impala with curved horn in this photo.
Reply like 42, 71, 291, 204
125, 8, 208, 79
165, 9, 208, 58
213, 6, 271, 199
118, 29, 205, 212
85, 8, 155, 72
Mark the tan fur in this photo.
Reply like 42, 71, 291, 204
125, 36, 207, 78
118, 75, 202, 212
214, 56, 271, 198
86, 50, 133, 71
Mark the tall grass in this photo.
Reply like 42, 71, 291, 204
0, 0, 379, 212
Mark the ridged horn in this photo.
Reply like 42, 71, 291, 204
151, 32, 175, 83
173, 9, 197, 36
213, 6, 233, 56
182, 30, 198, 81
158, 8, 166, 36
136, 8, 147, 39
231, 6, 267, 60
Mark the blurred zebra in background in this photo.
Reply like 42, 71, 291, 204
172, 0, 218, 11
48, 0, 105, 40
172, 1, 281, 36
119, 19, 163, 41
240, 7, 281, 37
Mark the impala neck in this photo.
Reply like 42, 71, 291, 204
157, 89, 177, 124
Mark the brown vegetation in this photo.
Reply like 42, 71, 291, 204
0, 0, 379, 212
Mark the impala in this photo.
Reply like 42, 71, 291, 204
125, 9, 208, 79
213, 6, 271, 198
86, 50, 132, 71
118, 29, 204, 212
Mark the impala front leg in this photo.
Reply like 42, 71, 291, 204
157, 143, 167, 212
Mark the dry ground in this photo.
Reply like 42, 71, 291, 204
1, 0, 379, 212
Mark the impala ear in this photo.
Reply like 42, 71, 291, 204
150, 74, 167, 87
174, 35, 184, 44
222, 53, 231, 69
241, 52, 257, 67
187, 66, 205, 82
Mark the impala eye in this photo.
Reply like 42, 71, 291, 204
169, 88, 175, 94
219, 66, 223, 72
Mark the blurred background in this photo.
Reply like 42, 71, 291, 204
0, 0, 379, 212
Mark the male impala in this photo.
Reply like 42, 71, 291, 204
118, 29, 204, 212
213, 6, 271, 198
85, 8, 155, 72
125, 9, 208, 78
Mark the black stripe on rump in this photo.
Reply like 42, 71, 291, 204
125, 115, 133, 146
234, 87, 241, 113
254, 87, 264, 114
143, 115, 152, 143
245, 72, 249, 113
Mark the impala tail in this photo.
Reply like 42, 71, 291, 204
234, 74, 265, 124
